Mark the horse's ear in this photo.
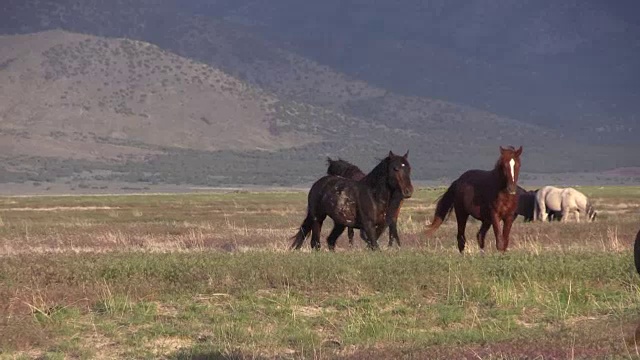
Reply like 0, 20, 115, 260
403, 150, 409, 159
388, 150, 395, 158
515, 146, 523, 157
499, 146, 506, 154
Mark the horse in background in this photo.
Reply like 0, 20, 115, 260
326, 157, 405, 247
534, 186, 597, 223
426, 146, 522, 252
515, 186, 536, 222
515, 187, 562, 222
291, 151, 413, 251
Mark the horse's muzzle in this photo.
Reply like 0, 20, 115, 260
403, 187, 414, 198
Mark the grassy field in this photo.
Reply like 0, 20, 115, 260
0, 186, 639, 359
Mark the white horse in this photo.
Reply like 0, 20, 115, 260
534, 186, 597, 223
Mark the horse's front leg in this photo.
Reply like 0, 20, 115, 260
386, 194, 404, 247
388, 221, 400, 247
376, 223, 387, 239
362, 220, 380, 250
491, 214, 505, 251
501, 216, 515, 251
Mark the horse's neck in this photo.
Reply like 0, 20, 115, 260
361, 172, 393, 202
489, 167, 508, 190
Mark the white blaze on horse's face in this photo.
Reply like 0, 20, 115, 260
509, 159, 515, 181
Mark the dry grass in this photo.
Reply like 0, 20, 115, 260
0, 186, 639, 359
0, 186, 636, 255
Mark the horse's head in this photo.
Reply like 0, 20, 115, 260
387, 150, 413, 198
497, 146, 523, 195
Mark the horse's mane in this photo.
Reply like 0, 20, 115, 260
361, 156, 392, 189
326, 157, 366, 180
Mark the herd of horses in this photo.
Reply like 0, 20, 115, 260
289, 146, 600, 253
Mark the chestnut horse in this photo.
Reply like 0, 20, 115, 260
291, 151, 413, 250
426, 146, 523, 252
326, 157, 405, 247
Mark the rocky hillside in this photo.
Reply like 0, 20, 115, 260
3, 0, 637, 143
0, 0, 638, 187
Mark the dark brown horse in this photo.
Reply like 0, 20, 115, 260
426, 146, 523, 252
291, 151, 413, 250
326, 158, 406, 247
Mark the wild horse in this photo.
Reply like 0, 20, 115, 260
515, 187, 562, 222
291, 151, 413, 250
426, 146, 523, 252
326, 157, 406, 247
534, 186, 597, 223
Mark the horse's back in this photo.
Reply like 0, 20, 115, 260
457, 169, 491, 183
307, 175, 367, 223
537, 186, 563, 211
450, 169, 498, 219
309, 175, 359, 200
563, 188, 589, 207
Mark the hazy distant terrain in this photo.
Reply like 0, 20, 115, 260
0, 1, 638, 189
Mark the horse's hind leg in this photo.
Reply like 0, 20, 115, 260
501, 217, 514, 251
476, 221, 491, 252
454, 207, 469, 253
310, 215, 326, 250
327, 224, 346, 251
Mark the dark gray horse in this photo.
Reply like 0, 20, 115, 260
515, 187, 562, 222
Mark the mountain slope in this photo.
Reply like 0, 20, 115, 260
0, 30, 319, 159
0, 28, 637, 186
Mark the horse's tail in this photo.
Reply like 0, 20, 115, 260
425, 182, 457, 236
290, 212, 313, 250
